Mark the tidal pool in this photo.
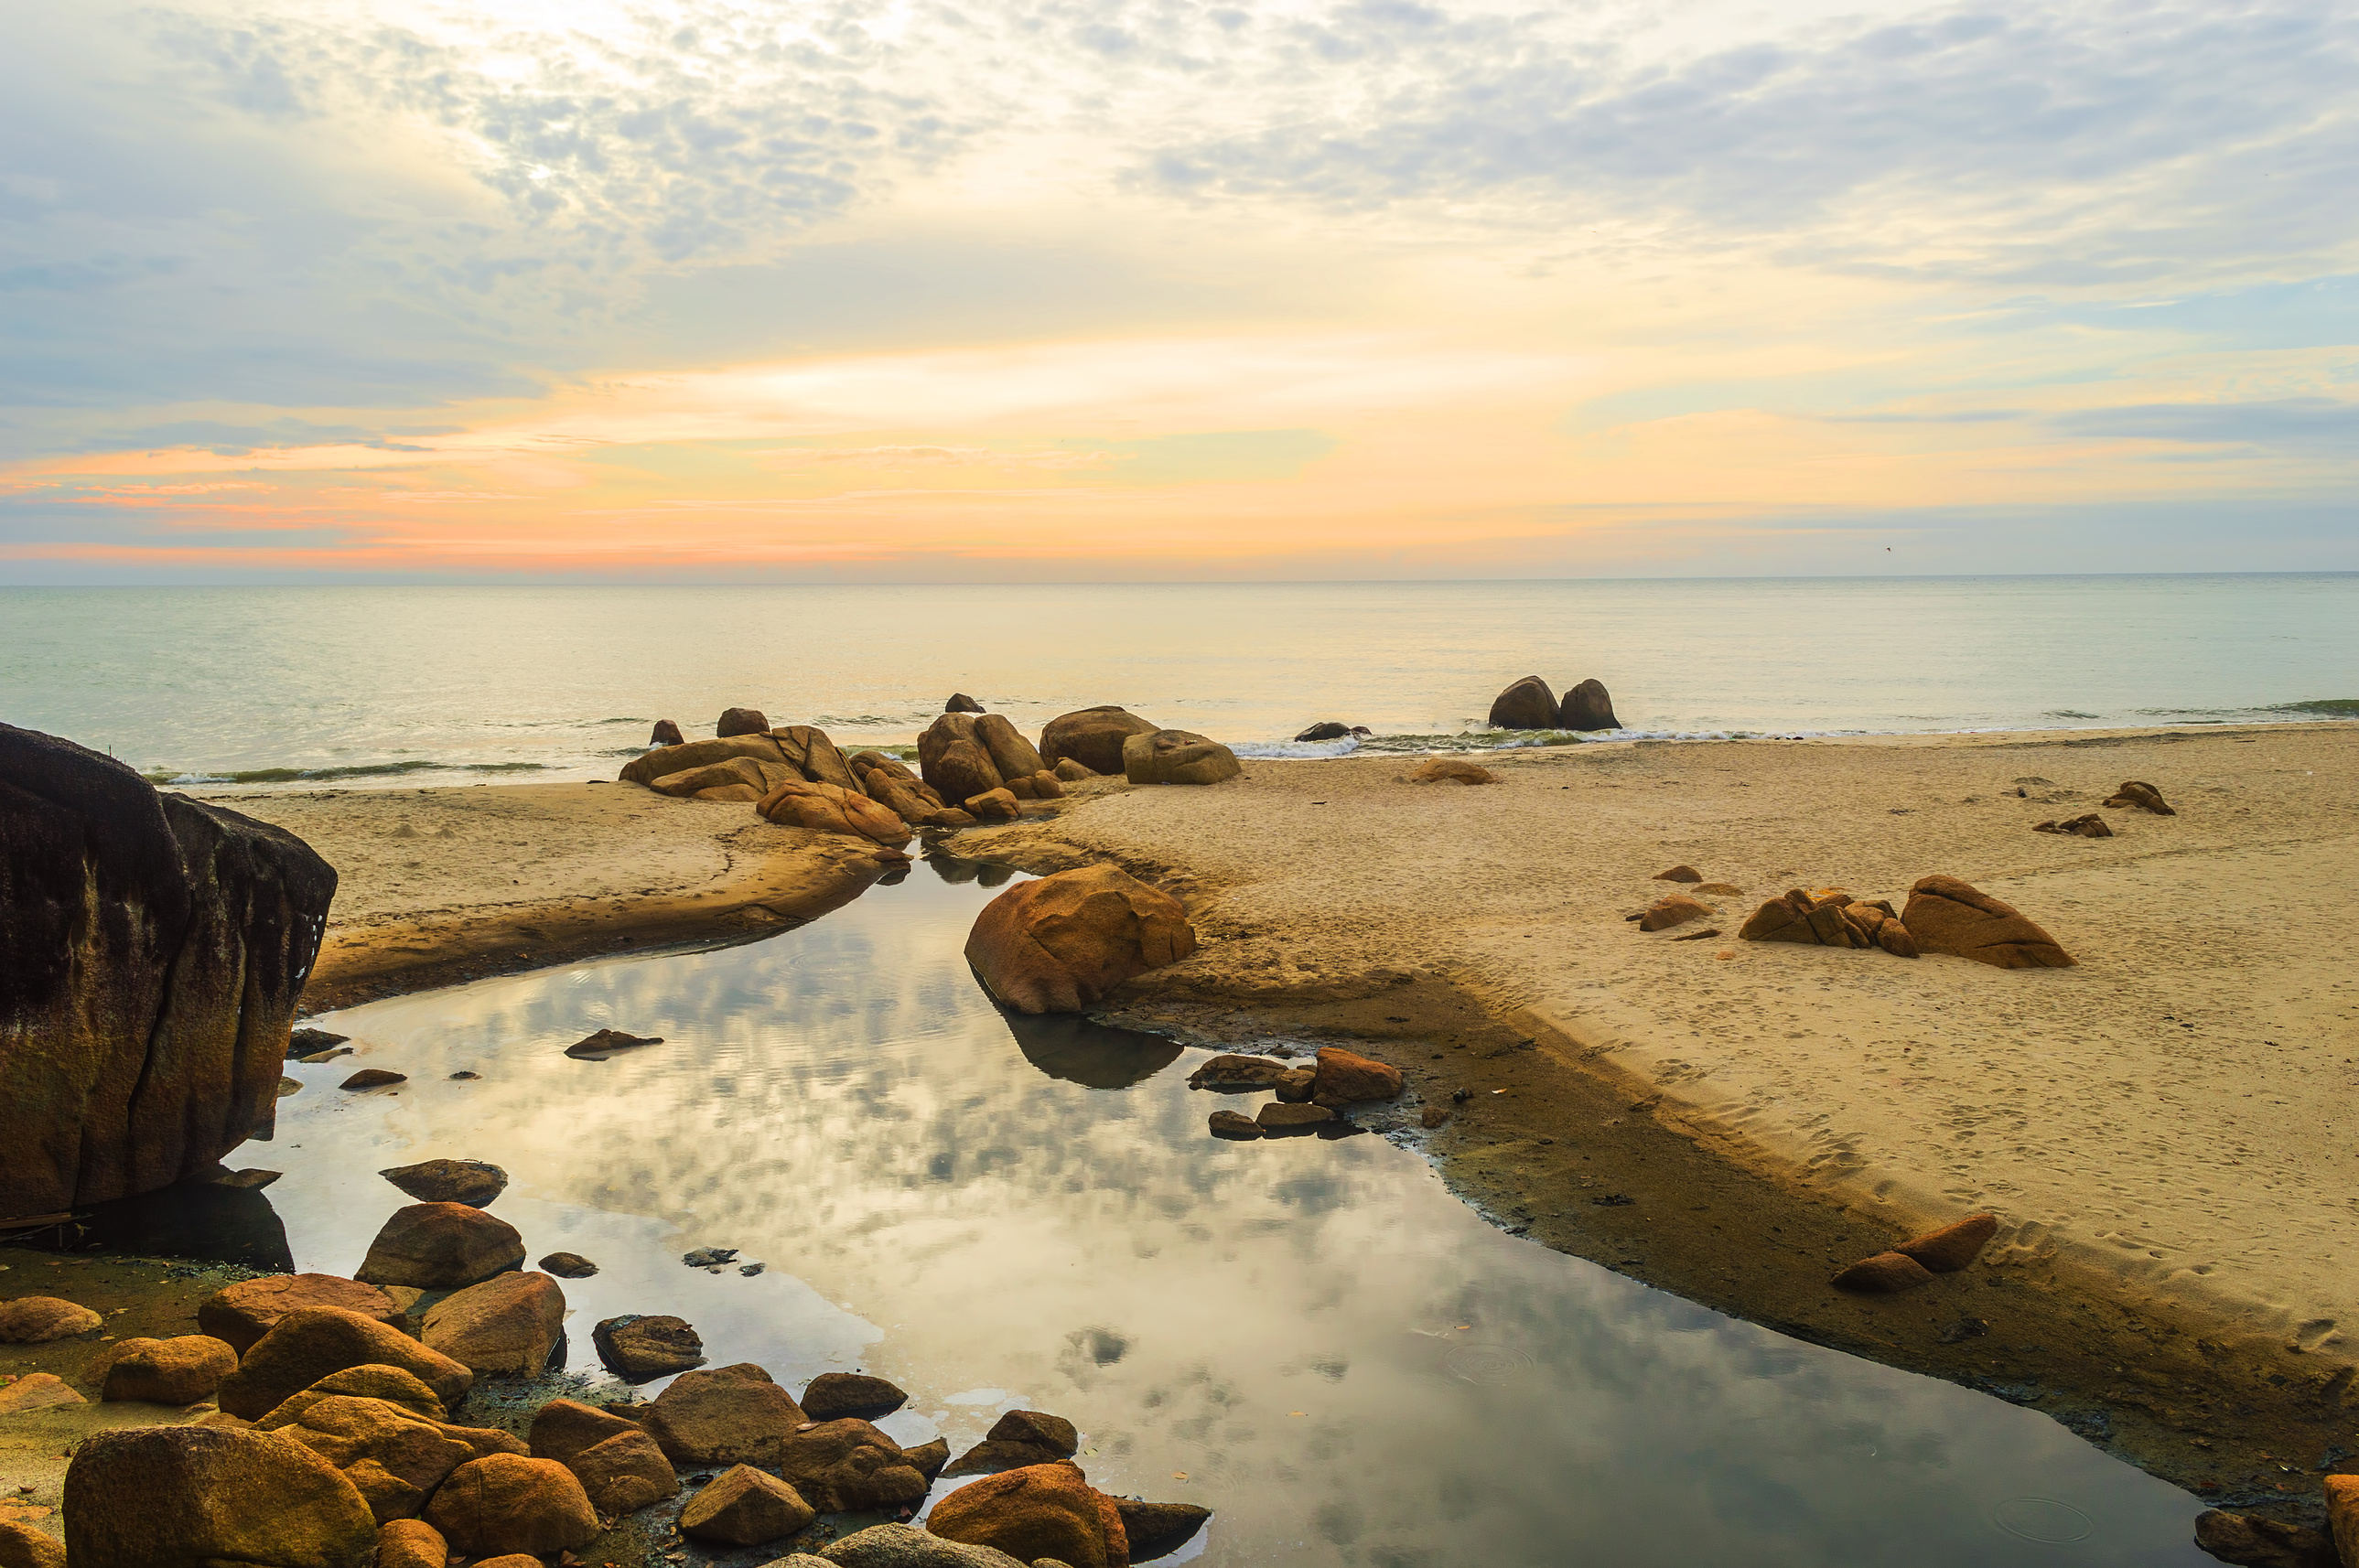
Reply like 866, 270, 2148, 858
242, 859, 2211, 1567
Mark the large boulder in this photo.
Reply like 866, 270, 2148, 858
801, 1372, 909, 1423
0, 1296, 101, 1342
621, 728, 857, 798
973, 715, 1049, 782
771, 725, 863, 792
0, 724, 337, 1219
648, 757, 772, 801
257, 1390, 524, 1523
927, 1462, 1129, 1568
943, 1410, 1079, 1477
620, 735, 792, 790
1485, 677, 1557, 729
98, 1334, 238, 1403
716, 707, 770, 737
1901, 876, 2074, 969
420, 1271, 566, 1376
1558, 678, 1620, 730
964, 865, 1198, 1015
530, 1400, 677, 1516
680, 1464, 816, 1546
1309, 1046, 1403, 1107
1039, 707, 1159, 776
379, 1158, 506, 1208
1121, 730, 1240, 787
823, 1522, 1028, 1567
758, 779, 913, 848
918, 714, 1004, 805
642, 1363, 808, 1468
1738, 889, 1868, 949
199, 1273, 403, 1356
0, 1520, 65, 1568
592, 1313, 706, 1381
422, 1454, 598, 1559
775, 1418, 931, 1512
62, 1424, 376, 1568
355, 1201, 526, 1288
217, 1305, 473, 1420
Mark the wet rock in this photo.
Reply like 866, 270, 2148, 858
528, 1398, 641, 1465
965, 865, 1198, 1015
1274, 1067, 1319, 1101
421, 1272, 566, 1377
965, 787, 1021, 822
920, 714, 1006, 805
1310, 1046, 1404, 1107
926, 1461, 1127, 1568
2104, 780, 2175, 815
649, 719, 685, 747
199, 1165, 282, 1189
568, 1426, 679, 1516
423, 1453, 598, 1559
683, 1246, 739, 1268
539, 1251, 598, 1278
1420, 1105, 1452, 1129
447, 1070, 479, 1080
1638, 894, 1713, 932
1208, 1110, 1264, 1140
802, 1372, 909, 1423
644, 1363, 808, 1467
1558, 678, 1621, 731
339, 1069, 407, 1090
1653, 865, 1703, 883
1901, 875, 2074, 969
217, 1305, 474, 1421
1738, 889, 1867, 949
759, 779, 914, 848
592, 1314, 706, 1382
1122, 729, 1241, 787
1406, 757, 1495, 785
259, 1390, 524, 1523
849, 752, 973, 831
278, 1076, 303, 1096
1052, 758, 1096, 782
2323, 1479, 2359, 1567
905, 1436, 952, 1481
0, 1519, 66, 1568
2192, 1509, 2337, 1568
287, 1026, 348, 1057
775, 1418, 931, 1511
1039, 707, 1161, 777
682, 1464, 816, 1546
1256, 1102, 1335, 1133
946, 693, 986, 714
0, 1372, 84, 1413
717, 707, 770, 737
565, 1027, 662, 1058
372, 1519, 447, 1568
98, 1334, 238, 1403
1894, 1213, 1998, 1273
380, 1157, 508, 1208
199, 1274, 403, 1357
975, 714, 1050, 783
2035, 813, 2114, 838
355, 1201, 526, 1289
1115, 1500, 1211, 1563
1486, 676, 1557, 729
824, 1521, 1029, 1567
1186, 1054, 1295, 1092
1295, 722, 1351, 742
943, 1413, 1078, 1478
64, 1424, 375, 1568
0, 1297, 101, 1343
1831, 1251, 1936, 1294
259, 1364, 451, 1425
0, 725, 336, 1219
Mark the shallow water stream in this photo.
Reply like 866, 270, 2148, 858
238, 861, 2210, 1567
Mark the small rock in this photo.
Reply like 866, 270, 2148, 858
355, 1202, 527, 1290
448, 1070, 480, 1080
1653, 865, 1703, 883
739, 1261, 766, 1276
1273, 1067, 1318, 1102
422, 1454, 599, 1559
0, 1372, 85, 1413
682, 1247, 738, 1268
373, 1518, 449, 1568
592, 1315, 706, 1382
1894, 1213, 1999, 1273
1208, 1111, 1264, 1140
278, 1076, 303, 1097
1419, 1105, 1452, 1129
1256, 1102, 1336, 1133
538, 1251, 598, 1278
822, 1521, 1029, 1566
1638, 894, 1713, 932
801, 1372, 908, 1423
0, 1519, 63, 1568
565, 1029, 663, 1059
942, 1412, 1078, 1477
380, 1158, 508, 1208
903, 1436, 951, 1481
1294, 722, 1350, 742
1186, 1055, 1296, 1092
1115, 1498, 1212, 1561
286, 1026, 349, 1058
199, 1274, 404, 1357
2192, 1509, 2337, 1568
0, 1297, 102, 1343
98, 1334, 238, 1403
200, 1167, 282, 1189
1309, 1045, 1404, 1107
716, 707, 770, 738
681, 1464, 815, 1546
339, 1069, 407, 1090
1050, 757, 1095, 782
567, 1427, 679, 1516
1694, 882, 1744, 896
963, 787, 1020, 822
1406, 757, 1496, 785
2034, 813, 2114, 838
2103, 780, 2174, 815
1831, 1251, 1936, 1294
650, 719, 685, 746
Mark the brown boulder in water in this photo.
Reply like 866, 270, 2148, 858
927, 1461, 1129, 1568
682, 1464, 815, 1546
1186, 1054, 1296, 1092
758, 779, 913, 847
1310, 1046, 1404, 1107
0, 724, 336, 1220
1296, 721, 1351, 742
1638, 895, 1713, 932
566, 1028, 662, 1058
423, 1454, 598, 1559
1257, 1101, 1335, 1133
593, 1314, 705, 1381
1208, 1110, 1263, 1140
421, 1271, 566, 1377
643, 1363, 808, 1468
381, 1158, 507, 1208
1895, 1213, 1998, 1273
1831, 1251, 1936, 1293
1558, 678, 1621, 731
1116, 1499, 1211, 1562
63, 1424, 376, 1568
939, 1411, 1079, 1477
1407, 757, 1495, 785
964, 865, 1198, 1015
716, 707, 770, 737
1039, 706, 1161, 776
1901, 875, 2074, 969
2104, 779, 2174, 815
355, 1202, 526, 1289
775, 1418, 931, 1512
649, 719, 684, 747
801, 1372, 909, 1423
1123, 730, 1241, 786
1486, 676, 1557, 729
216, 1305, 473, 1421
199, 1274, 402, 1357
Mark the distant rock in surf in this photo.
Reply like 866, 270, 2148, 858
1559, 679, 1621, 731
650, 719, 685, 746
1295, 721, 1351, 741
1123, 729, 1241, 786
944, 692, 985, 713
1486, 676, 1557, 729
566, 1029, 663, 1059
716, 707, 770, 738
1039, 706, 1160, 776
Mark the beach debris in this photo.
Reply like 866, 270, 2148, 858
1832, 1251, 1937, 1293
1653, 865, 1703, 883
927, 1459, 1127, 1565
1559, 678, 1621, 731
1487, 676, 1557, 729
965, 864, 1198, 1015
1451, 1088, 1474, 1102
1209, 1110, 1265, 1140
800, 1373, 908, 1424
423, 1453, 600, 1560
1901, 876, 2074, 969
199, 1274, 403, 1355
1125, 728, 1243, 786
1672, 928, 1723, 942
1040, 705, 1162, 775
756, 778, 914, 848
943, 1411, 1081, 1478
716, 707, 770, 738
63, 1425, 382, 1566
592, 1315, 706, 1383
0, 1295, 101, 1344
1310, 1045, 1405, 1107
565, 1028, 663, 1059
287, 1026, 349, 1057
1639, 894, 1714, 931
683, 1247, 738, 1268
2192, 1508, 2337, 1568
422, 1272, 567, 1377
2035, 813, 2115, 838
2104, 780, 2175, 815
356, 1202, 527, 1290
1257, 1102, 1336, 1133
537, 1251, 598, 1279
649, 718, 684, 746
1896, 1213, 1999, 1272
945, 692, 985, 713
98, 1334, 238, 1403
1296, 721, 1352, 741
1408, 757, 1496, 785
1188, 1054, 1297, 1092
0, 1371, 84, 1413
381, 1158, 508, 1208
216, 1305, 474, 1419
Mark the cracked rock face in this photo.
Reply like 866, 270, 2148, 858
1, 723, 337, 1219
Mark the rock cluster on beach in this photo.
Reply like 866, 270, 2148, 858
1721, 875, 2074, 969
1191, 1045, 1406, 1139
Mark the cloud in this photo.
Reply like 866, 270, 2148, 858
76, 417, 459, 456
2052, 397, 2359, 450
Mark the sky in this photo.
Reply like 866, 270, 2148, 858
2, 0, 2355, 581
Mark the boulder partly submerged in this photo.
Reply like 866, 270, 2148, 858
964, 865, 1198, 1015
1486, 677, 1557, 730
1, 723, 337, 1220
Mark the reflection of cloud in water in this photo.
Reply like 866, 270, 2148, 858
249, 873, 2206, 1568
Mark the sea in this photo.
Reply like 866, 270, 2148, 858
2, 575, 2353, 788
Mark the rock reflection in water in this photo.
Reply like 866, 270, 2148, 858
248, 864, 2209, 1568
21, 1181, 296, 1273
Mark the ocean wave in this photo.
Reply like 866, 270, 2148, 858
2274, 698, 2359, 716
1230, 737, 1363, 759
144, 759, 554, 786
